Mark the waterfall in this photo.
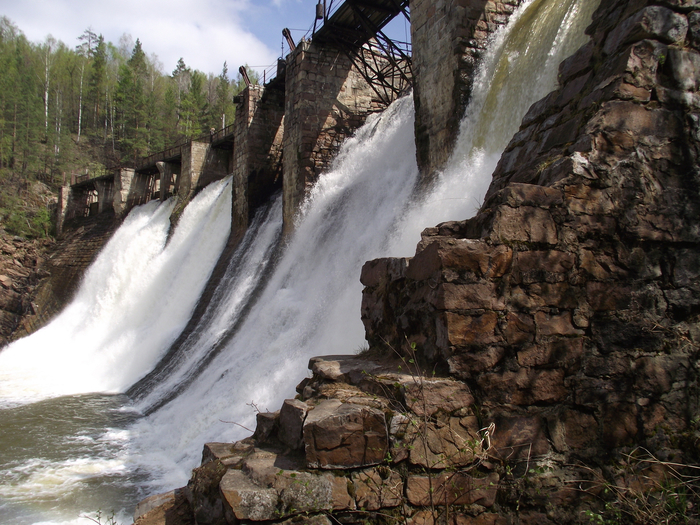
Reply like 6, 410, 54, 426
0, 177, 233, 407
0, 0, 597, 522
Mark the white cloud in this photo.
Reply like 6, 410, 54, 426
1, 0, 278, 74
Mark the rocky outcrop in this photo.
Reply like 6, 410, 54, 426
136, 0, 700, 523
0, 230, 53, 345
359, 0, 700, 521
136, 355, 503, 525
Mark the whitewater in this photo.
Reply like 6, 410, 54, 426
0, 0, 597, 522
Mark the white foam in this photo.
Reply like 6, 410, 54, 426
0, 178, 233, 406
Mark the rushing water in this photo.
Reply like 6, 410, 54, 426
0, 0, 597, 522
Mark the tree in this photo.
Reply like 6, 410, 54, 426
75, 27, 97, 143
213, 61, 234, 130
179, 69, 207, 139
115, 38, 149, 161
87, 34, 106, 137
39, 35, 57, 143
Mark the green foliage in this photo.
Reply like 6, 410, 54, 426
0, 16, 250, 237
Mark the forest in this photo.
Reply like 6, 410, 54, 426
0, 16, 256, 238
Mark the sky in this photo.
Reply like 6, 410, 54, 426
0, 0, 328, 78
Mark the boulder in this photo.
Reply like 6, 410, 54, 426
278, 399, 309, 450
303, 399, 388, 469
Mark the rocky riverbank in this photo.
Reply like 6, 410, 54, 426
0, 230, 54, 345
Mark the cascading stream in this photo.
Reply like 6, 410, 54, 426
0, 0, 597, 522
127, 194, 285, 414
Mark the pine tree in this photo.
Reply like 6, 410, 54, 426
214, 61, 234, 130
87, 35, 106, 138
115, 38, 148, 161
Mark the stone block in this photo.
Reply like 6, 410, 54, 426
402, 378, 475, 416
673, 248, 700, 287
220, 454, 335, 522
133, 488, 192, 525
489, 182, 563, 209
279, 399, 310, 450
602, 403, 638, 448
604, 6, 688, 55
201, 441, 254, 468
304, 399, 388, 469
535, 310, 583, 337
478, 368, 567, 405
405, 415, 481, 468
505, 311, 536, 345
220, 469, 278, 522
586, 282, 632, 311
440, 311, 500, 346
352, 468, 403, 510
490, 206, 558, 244
527, 282, 582, 308
408, 239, 512, 281
565, 185, 615, 215
517, 337, 584, 368
634, 355, 687, 394
434, 282, 505, 310
691, 11, 700, 49
448, 346, 506, 377
328, 474, 355, 510
490, 415, 550, 459
513, 250, 575, 283
597, 101, 683, 141
187, 459, 228, 525
548, 409, 599, 452
253, 412, 279, 446
558, 41, 594, 83
574, 375, 630, 407
406, 472, 499, 507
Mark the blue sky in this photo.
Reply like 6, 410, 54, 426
0, 0, 325, 77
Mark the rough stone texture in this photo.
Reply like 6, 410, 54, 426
358, 0, 700, 521
303, 398, 388, 469
11, 212, 119, 339
156, 161, 179, 202
278, 398, 310, 450
232, 83, 284, 235
133, 488, 194, 525
0, 230, 54, 343
282, 41, 387, 233
406, 472, 499, 507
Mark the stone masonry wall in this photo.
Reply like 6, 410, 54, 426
232, 83, 285, 235
359, 0, 700, 520
282, 40, 385, 232
411, 0, 523, 180
178, 141, 209, 202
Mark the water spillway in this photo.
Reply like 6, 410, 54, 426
0, 0, 597, 522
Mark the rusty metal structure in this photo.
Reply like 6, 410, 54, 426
312, 0, 412, 104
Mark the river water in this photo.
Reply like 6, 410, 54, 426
0, 1, 597, 522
